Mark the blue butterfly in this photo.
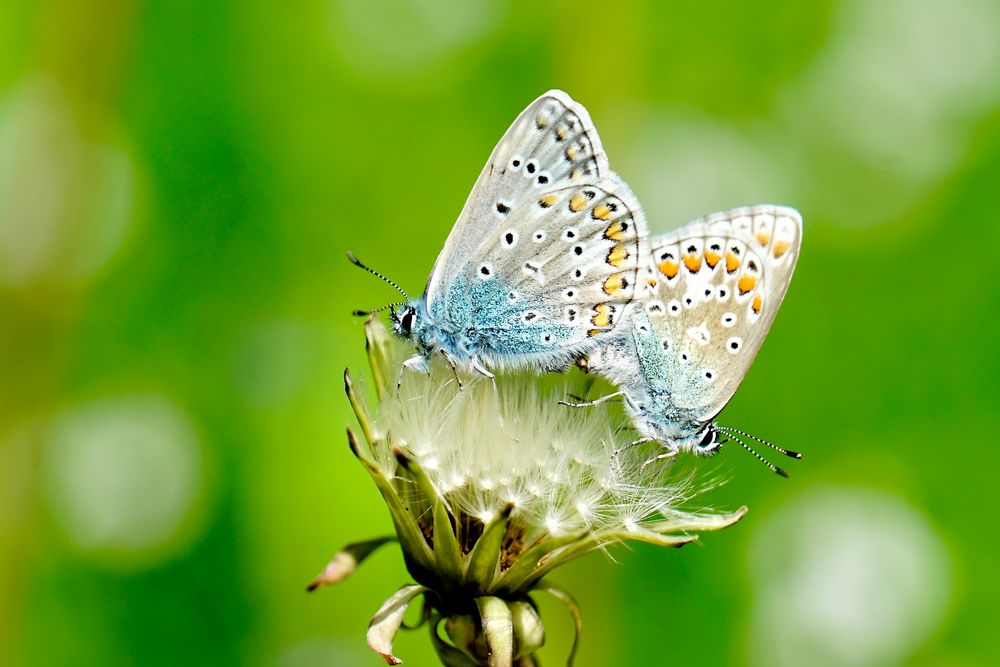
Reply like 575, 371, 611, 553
351, 90, 649, 384
578, 206, 804, 474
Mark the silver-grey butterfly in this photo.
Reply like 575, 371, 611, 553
581, 205, 803, 474
351, 90, 650, 383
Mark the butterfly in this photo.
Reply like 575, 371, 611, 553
578, 205, 803, 474
350, 90, 649, 384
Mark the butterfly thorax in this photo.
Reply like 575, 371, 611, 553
393, 291, 515, 373
591, 351, 714, 453
400, 276, 599, 373
625, 381, 711, 453
585, 314, 716, 455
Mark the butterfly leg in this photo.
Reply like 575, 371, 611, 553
470, 359, 499, 397
397, 354, 430, 389
563, 375, 598, 404
639, 449, 677, 473
470, 358, 510, 432
612, 437, 653, 459
440, 350, 464, 390
558, 391, 625, 408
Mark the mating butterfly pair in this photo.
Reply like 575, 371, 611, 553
351, 90, 802, 474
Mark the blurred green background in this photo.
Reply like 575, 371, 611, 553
3, 0, 998, 665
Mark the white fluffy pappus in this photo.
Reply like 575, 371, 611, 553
322, 317, 748, 666
373, 340, 713, 544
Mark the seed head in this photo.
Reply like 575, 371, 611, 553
313, 317, 746, 665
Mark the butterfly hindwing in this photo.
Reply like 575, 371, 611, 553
636, 205, 802, 418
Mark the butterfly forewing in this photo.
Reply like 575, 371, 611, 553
639, 205, 801, 417
426, 90, 614, 310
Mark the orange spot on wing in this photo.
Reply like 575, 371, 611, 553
647, 277, 658, 287
556, 125, 567, 140
606, 244, 629, 267
738, 275, 757, 294
657, 260, 679, 279
587, 328, 603, 337
565, 146, 577, 161
569, 194, 587, 212
725, 252, 741, 273
602, 274, 627, 296
538, 194, 557, 208
704, 250, 721, 268
604, 221, 627, 240
773, 240, 791, 257
752, 294, 763, 313
592, 204, 612, 220
756, 232, 770, 246
683, 253, 703, 273
570, 168, 583, 180
591, 303, 613, 328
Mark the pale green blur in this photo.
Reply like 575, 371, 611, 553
2, 0, 998, 665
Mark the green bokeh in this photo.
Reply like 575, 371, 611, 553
2, 0, 998, 665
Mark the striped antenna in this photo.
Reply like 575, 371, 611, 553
716, 427, 789, 478
346, 251, 410, 300
716, 425, 802, 459
352, 302, 404, 317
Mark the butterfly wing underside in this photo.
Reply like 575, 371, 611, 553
638, 205, 802, 418
425, 90, 648, 353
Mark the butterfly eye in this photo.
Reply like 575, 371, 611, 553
400, 309, 415, 334
697, 429, 722, 454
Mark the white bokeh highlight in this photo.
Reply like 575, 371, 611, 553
624, 0, 1000, 232
624, 113, 793, 233
43, 395, 209, 567
0, 77, 135, 286
747, 486, 951, 667
776, 0, 1000, 226
330, 0, 507, 80
273, 638, 371, 667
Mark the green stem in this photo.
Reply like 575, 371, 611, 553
536, 582, 583, 667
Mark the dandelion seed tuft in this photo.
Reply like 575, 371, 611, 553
313, 317, 747, 666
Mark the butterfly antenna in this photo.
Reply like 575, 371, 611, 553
346, 251, 410, 300
352, 302, 404, 318
717, 427, 789, 478
717, 425, 802, 460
